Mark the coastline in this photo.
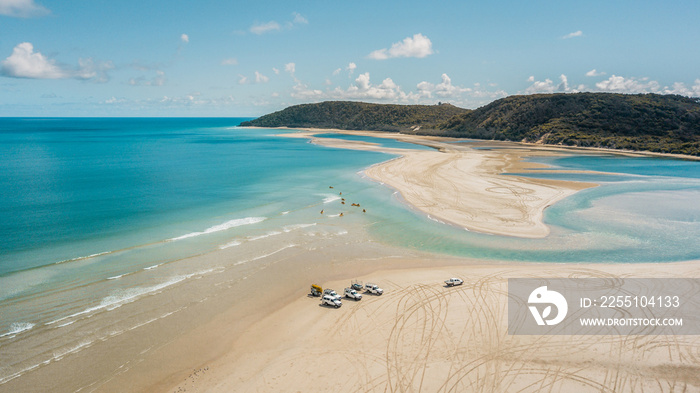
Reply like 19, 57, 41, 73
249, 125, 700, 162
5, 125, 699, 392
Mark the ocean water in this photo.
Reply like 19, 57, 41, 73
1, 118, 700, 387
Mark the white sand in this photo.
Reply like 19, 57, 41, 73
187, 260, 700, 392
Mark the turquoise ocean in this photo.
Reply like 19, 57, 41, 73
1, 117, 700, 385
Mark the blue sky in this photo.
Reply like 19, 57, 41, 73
1, 0, 699, 117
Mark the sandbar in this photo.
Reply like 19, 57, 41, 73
286, 129, 599, 238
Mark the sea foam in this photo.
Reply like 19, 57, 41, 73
282, 223, 316, 232
47, 269, 218, 327
322, 195, 341, 204
247, 231, 282, 241
54, 251, 110, 265
168, 217, 266, 241
219, 240, 242, 249
0, 322, 36, 339
234, 244, 296, 266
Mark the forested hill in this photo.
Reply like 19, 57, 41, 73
240, 101, 467, 132
241, 93, 700, 156
438, 93, 700, 156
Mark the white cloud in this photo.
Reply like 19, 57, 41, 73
272, 67, 280, 75
595, 75, 661, 93
104, 96, 126, 104
525, 78, 555, 93
525, 74, 574, 94
250, 21, 281, 35
1, 42, 66, 79
180, 34, 189, 43
249, 12, 307, 35
1, 42, 112, 82
291, 81, 324, 100
291, 72, 409, 101
368, 33, 434, 60
417, 73, 469, 98
287, 70, 508, 108
221, 58, 238, 66
523, 72, 699, 97
284, 62, 296, 75
254, 71, 269, 83
284, 62, 300, 83
76, 58, 114, 83
332, 68, 341, 76
585, 69, 605, 77
661, 80, 700, 97
527, 76, 535, 82
333, 72, 412, 101
415, 74, 507, 107
159, 92, 208, 106
0, 0, 49, 17
292, 12, 308, 25
235, 72, 270, 85
346, 62, 357, 76
562, 30, 583, 39
558, 74, 569, 91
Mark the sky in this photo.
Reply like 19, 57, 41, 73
1, 0, 699, 117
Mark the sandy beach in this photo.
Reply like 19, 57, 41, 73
190, 260, 700, 392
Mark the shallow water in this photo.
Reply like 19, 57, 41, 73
314, 132, 435, 150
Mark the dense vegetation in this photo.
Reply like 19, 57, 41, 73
242, 93, 700, 156
438, 93, 700, 156
240, 101, 467, 132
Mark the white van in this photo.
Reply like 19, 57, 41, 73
321, 295, 342, 308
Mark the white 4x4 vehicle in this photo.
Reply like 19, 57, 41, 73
344, 287, 362, 300
365, 283, 383, 295
321, 295, 342, 308
444, 278, 463, 287
323, 289, 342, 300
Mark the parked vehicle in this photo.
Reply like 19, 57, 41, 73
365, 283, 383, 295
321, 295, 342, 308
444, 278, 464, 287
310, 284, 323, 297
323, 288, 342, 300
344, 287, 362, 300
351, 280, 364, 291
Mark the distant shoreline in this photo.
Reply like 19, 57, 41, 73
243, 125, 700, 162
